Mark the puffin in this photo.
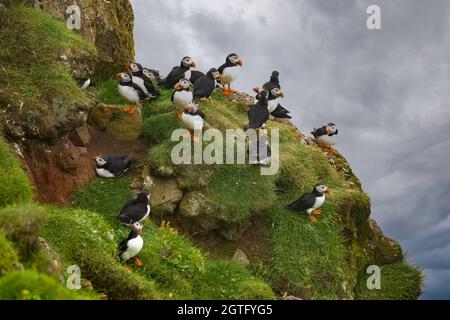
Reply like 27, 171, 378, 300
143, 68, 162, 82
263, 71, 281, 91
116, 72, 149, 111
248, 89, 270, 129
117, 192, 151, 225
218, 53, 243, 95
78, 78, 91, 90
125, 62, 158, 98
193, 68, 221, 102
157, 56, 197, 89
171, 78, 193, 111
179, 103, 205, 143
94, 155, 136, 178
257, 71, 291, 119
118, 221, 144, 268
287, 183, 331, 222
311, 123, 339, 152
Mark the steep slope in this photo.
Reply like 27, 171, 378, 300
0, 4, 422, 300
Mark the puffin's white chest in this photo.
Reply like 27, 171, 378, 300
121, 236, 144, 261
96, 167, 116, 178
268, 99, 278, 113
131, 76, 148, 95
173, 90, 193, 110
221, 66, 241, 84
317, 135, 336, 147
313, 195, 325, 210
182, 113, 204, 130
118, 85, 140, 104
184, 69, 192, 80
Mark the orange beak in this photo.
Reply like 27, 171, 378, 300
278, 91, 285, 98
124, 64, 131, 70
238, 59, 243, 67
115, 73, 122, 79
325, 188, 331, 195
252, 87, 260, 93
174, 83, 182, 89
191, 61, 197, 68
92, 156, 97, 161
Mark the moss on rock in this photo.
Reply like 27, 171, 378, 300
0, 138, 33, 207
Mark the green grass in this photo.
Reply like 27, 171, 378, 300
0, 5, 96, 139
0, 232, 20, 277
141, 112, 181, 144
0, 138, 33, 207
94, 79, 130, 105
0, 270, 92, 300
71, 175, 275, 299
354, 262, 423, 300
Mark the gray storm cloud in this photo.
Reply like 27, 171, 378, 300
130, 0, 450, 299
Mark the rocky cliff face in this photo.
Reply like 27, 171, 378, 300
0, 3, 422, 299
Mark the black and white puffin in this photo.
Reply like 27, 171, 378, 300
171, 78, 193, 111
125, 62, 158, 98
218, 53, 243, 95
257, 71, 291, 119
78, 78, 91, 90
118, 221, 144, 268
311, 123, 339, 152
287, 183, 331, 222
158, 56, 197, 89
117, 192, 151, 225
193, 68, 221, 102
94, 155, 136, 178
143, 68, 162, 82
178, 103, 205, 143
248, 89, 270, 129
116, 72, 148, 107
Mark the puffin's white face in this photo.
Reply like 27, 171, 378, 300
95, 156, 107, 166
315, 184, 329, 194
228, 54, 243, 66
186, 102, 198, 113
175, 78, 191, 90
270, 87, 284, 98
327, 124, 338, 135
117, 73, 132, 83
132, 221, 143, 233
130, 63, 140, 73
143, 69, 155, 80
182, 57, 196, 68
212, 71, 221, 80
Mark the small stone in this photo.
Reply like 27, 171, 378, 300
232, 249, 250, 266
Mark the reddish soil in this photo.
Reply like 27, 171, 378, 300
21, 126, 148, 206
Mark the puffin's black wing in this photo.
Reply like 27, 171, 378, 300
117, 201, 148, 224
190, 70, 205, 84
193, 76, 215, 101
287, 192, 316, 211
270, 104, 292, 119
163, 66, 185, 88
104, 156, 136, 175
248, 104, 269, 129
311, 126, 328, 139
143, 77, 159, 96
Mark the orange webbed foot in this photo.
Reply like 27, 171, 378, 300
309, 216, 318, 223
134, 258, 144, 267
312, 209, 321, 215
192, 135, 201, 143
126, 264, 133, 271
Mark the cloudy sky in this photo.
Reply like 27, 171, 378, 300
130, 0, 450, 299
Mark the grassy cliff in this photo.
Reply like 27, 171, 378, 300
0, 4, 422, 300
